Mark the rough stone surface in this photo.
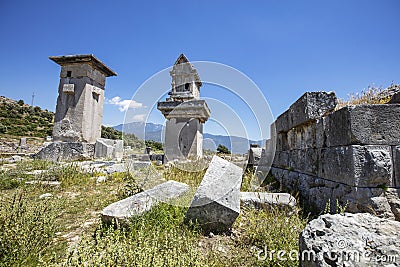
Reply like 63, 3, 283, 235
185, 156, 243, 232
102, 180, 189, 224
8, 155, 23, 163
51, 54, 116, 144
95, 138, 123, 160
248, 147, 263, 166
287, 123, 317, 150
34, 142, 94, 162
325, 105, 400, 147
272, 151, 289, 168
26, 180, 61, 186
289, 148, 319, 175
270, 167, 397, 219
393, 146, 400, 187
386, 188, 400, 221
105, 163, 126, 174
96, 176, 107, 183
275, 92, 337, 133
319, 145, 393, 187
376, 84, 400, 104
299, 213, 400, 267
158, 54, 210, 162
39, 193, 53, 199
19, 137, 27, 149
240, 192, 296, 211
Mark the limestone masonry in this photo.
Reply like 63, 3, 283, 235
50, 54, 117, 143
158, 54, 210, 162
265, 91, 400, 221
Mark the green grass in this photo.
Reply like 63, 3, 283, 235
0, 160, 308, 266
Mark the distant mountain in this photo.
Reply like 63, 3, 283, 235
203, 133, 263, 154
113, 122, 263, 154
113, 122, 164, 140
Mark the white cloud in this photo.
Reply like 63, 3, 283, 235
107, 96, 143, 112
131, 114, 146, 122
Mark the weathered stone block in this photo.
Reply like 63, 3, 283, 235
289, 148, 319, 175
275, 132, 289, 152
102, 180, 189, 224
325, 104, 400, 147
95, 138, 123, 160
386, 188, 400, 221
62, 84, 74, 94
272, 151, 289, 168
274, 110, 289, 133
315, 118, 326, 148
393, 146, 400, 187
300, 213, 400, 267
287, 123, 317, 150
319, 145, 393, 187
247, 147, 263, 166
51, 55, 116, 144
185, 156, 242, 232
34, 142, 94, 162
274, 91, 337, 133
240, 192, 296, 211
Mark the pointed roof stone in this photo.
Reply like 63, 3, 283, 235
174, 53, 189, 65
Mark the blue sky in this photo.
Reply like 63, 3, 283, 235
0, 0, 399, 140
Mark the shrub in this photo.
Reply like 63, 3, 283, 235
0, 190, 60, 266
101, 126, 122, 140
0, 124, 6, 134
64, 204, 207, 266
217, 144, 231, 154
145, 139, 163, 151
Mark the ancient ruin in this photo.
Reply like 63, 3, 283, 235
35, 54, 121, 161
264, 91, 400, 221
50, 54, 116, 143
157, 54, 210, 162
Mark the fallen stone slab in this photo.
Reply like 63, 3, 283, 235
8, 155, 23, 163
25, 180, 61, 186
105, 163, 127, 174
25, 169, 48, 175
102, 180, 189, 224
185, 155, 243, 233
39, 193, 53, 199
299, 213, 400, 267
240, 192, 296, 211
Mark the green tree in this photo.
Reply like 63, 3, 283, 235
217, 144, 231, 154
145, 140, 163, 151
101, 126, 123, 140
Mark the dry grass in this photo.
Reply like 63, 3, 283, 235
1, 160, 308, 266
336, 85, 391, 110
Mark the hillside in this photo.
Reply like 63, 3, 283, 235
0, 96, 54, 138
0, 96, 135, 142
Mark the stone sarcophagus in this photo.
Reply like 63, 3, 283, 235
50, 54, 117, 143
157, 54, 210, 162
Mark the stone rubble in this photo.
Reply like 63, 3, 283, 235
299, 213, 400, 267
185, 156, 243, 232
102, 180, 189, 224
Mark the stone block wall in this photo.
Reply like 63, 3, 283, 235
268, 91, 400, 220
